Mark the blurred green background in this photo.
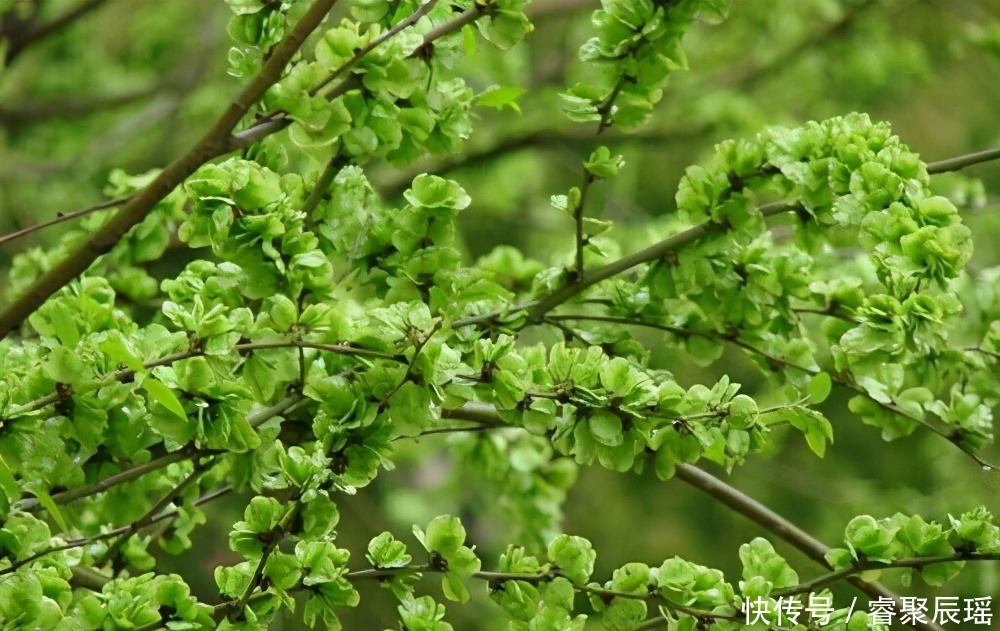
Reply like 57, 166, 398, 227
2, 0, 999, 627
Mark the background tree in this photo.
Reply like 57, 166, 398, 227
1, 0, 1000, 629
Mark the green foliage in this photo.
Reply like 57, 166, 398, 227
1, 0, 999, 629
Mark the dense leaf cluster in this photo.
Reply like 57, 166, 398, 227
0, 0, 998, 630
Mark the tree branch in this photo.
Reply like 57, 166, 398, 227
10, 482, 233, 587
10, 396, 301, 513
6, 339, 399, 420
440, 403, 947, 631
0, 197, 129, 248
0, 0, 340, 339
673, 464, 948, 631
546, 314, 997, 470
926, 147, 1000, 174
518, 201, 799, 323
4, 0, 109, 64
772, 552, 1000, 599
229, 2, 496, 150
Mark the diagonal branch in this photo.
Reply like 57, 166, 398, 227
674, 464, 947, 631
0, 0, 340, 339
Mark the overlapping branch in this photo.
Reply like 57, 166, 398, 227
440, 404, 956, 631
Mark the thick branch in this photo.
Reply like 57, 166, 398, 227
674, 464, 948, 631
0, 0, 340, 339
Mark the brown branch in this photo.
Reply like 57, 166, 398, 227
311, 0, 439, 95
674, 464, 946, 631
228, 3, 495, 150
0, 0, 340, 340
926, 147, 1000, 174
7, 339, 399, 419
520, 201, 799, 323
440, 403, 944, 631
547, 314, 997, 470
3, 481, 232, 582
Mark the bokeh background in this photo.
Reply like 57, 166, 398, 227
2, 0, 999, 627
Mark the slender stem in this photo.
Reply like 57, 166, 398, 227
0, 471, 229, 578
59, 486, 234, 592
548, 314, 997, 470
772, 552, 1000, 598
380, 320, 442, 405
0, 0, 340, 340
7, 340, 397, 419
218, 561, 735, 623
227, 499, 302, 622
301, 154, 347, 218
93, 458, 216, 567
0, 197, 129, 247
229, 3, 495, 150
312, 0, 439, 95
926, 147, 1000, 174
523, 201, 799, 322
412, 4, 488, 58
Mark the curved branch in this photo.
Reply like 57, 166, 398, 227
7, 339, 399, 419
926, 147, 1000, 174
3, 481, 232, 582
547, 314, 997, 470
229, 3, 496, 150
521, 201, 799, 322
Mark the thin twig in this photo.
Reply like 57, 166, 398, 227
0, 197, 129, 247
